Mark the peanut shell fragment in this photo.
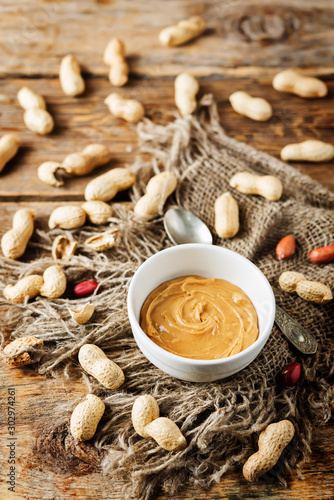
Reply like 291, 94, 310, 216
69, 303, 95, 324
84, 229, 118, 251
3, 336, 44, 367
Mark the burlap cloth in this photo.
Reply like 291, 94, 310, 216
1, 95, 333, 499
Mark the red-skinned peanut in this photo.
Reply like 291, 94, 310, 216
74, 280, 99, 298
276, 235, 296, 260
309, 244, 334, 264
280, 361, 301, 388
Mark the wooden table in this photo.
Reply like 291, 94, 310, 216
1, 1, 333, 499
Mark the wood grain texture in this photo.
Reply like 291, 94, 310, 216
0, 0, 334, 78
0, 77, 333, 199
1, 0, 334, 498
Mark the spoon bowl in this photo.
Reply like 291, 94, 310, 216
164, 207, 212, 245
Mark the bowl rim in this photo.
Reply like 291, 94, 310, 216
127, 244, 276, 366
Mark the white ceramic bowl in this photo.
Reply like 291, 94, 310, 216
127, 244, 275, 382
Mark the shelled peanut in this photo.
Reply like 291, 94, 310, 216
38, 144, 112, 187
309, 244, 334, 264
0, 134, 20, 173
3, 265, 67, 303
273, 69, 327, 98
174, 73, 199, 116
229, 92, 273, 122
280, 362, 302, 388
103, 38, 129, 87
276, 235, 296, 260
279, 271, 332, 303
132, 395, 187, 451
159, 16, 206, 46
1, 208, 35, 260
17, 87, 54, 135
134, 172, 177, 217
59, 54, 85, 97
230, 172, 283, 201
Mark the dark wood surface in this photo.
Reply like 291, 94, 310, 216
0, 1, 333, 499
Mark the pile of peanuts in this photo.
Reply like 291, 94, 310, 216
1, 14, 333, 484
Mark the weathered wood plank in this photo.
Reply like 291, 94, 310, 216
0, 0, 334, 78
0, 77, 333, 200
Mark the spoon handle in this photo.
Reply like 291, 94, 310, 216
275, 305, 317, 354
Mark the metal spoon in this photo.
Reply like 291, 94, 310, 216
163, 207, 317, 354
164, 207, 213, 245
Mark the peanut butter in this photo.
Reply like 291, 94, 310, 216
140, 275, 259, 360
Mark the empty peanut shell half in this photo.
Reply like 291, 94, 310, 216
69, 303, 95, 324
84, 229, 118, 251
52, 235, 77, 261
3, 336, 44, 367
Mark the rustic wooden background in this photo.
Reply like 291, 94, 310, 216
0, 0, 333, 499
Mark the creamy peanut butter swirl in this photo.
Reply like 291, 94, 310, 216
140, 275, 259, 360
